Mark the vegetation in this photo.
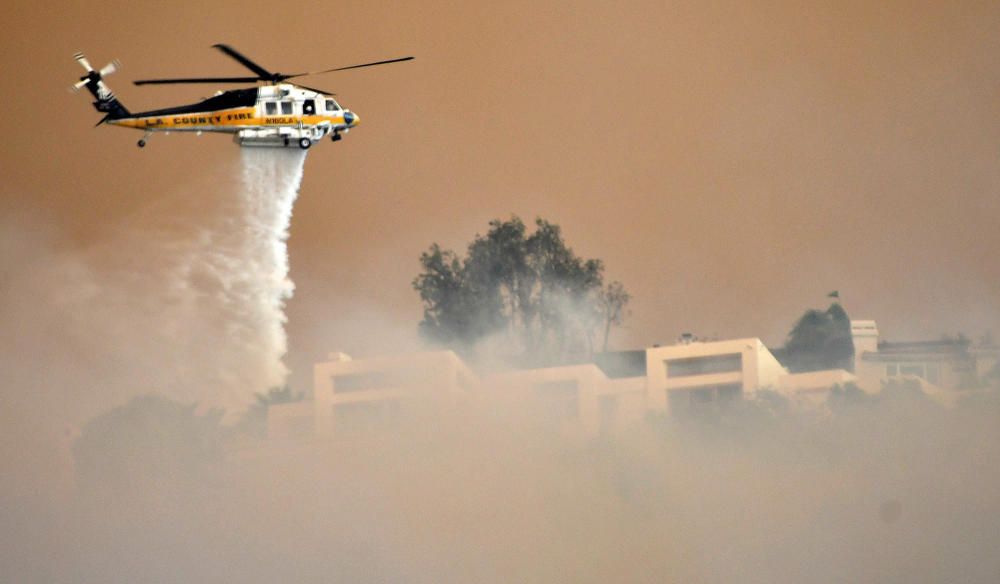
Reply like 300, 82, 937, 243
413, 216, 630, 365
73, 394, 225, 497
826, 382, 873, 412
237, 385, 305, 438
782, 303, 854, 373
598, 281, 632, 353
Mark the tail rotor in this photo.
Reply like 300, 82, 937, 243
71, 51, 130, 121
74, 52, 93, 73
99, 60, 120, 78
70, 78, 89, 93
70, 52, 121, 94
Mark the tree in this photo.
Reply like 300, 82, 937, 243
827, 382, 872, 413
413, 216, 630, 364
73, 394, 225, 498
237, 385, 305, 438
599, 281, 631, 353
782, 303, 854, 373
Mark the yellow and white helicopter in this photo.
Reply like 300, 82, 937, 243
72, 44, 412, 149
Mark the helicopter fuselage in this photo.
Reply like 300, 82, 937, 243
109, 84, 358, 149
74, 45, 409, 149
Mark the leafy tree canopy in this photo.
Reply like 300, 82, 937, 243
73, 394, 225, 497
782, 303, 855, 373
413, 216, 630, 365
236, 385, 305, 438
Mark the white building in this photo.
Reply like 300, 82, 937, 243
270, 332, 879, 440
274, 351, 478, 439
273, 350, 648, 440
851, 320, 999, 395
645, 338, 786, 415
777, 369, 858, 409
485, 364, 646, 438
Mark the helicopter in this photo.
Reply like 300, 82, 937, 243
71, 44, 413, 149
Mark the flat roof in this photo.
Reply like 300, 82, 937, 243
593, 350, 647, 378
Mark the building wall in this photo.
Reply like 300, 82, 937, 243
292, 337, 855, 440
855, 358, 950, 392
312, 351, 477, 437
305, 354, 650, 440
485, 364, 646, 437
851, 319, 1000, 393
850, 320, 879, 372
973, 347, 999, 380
645, 338, 786, 415
777, 369, 858, 410
598, 377, 648, 433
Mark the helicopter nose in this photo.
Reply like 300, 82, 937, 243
344, 111, 359, 127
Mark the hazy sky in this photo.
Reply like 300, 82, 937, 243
3, 0, 999, 388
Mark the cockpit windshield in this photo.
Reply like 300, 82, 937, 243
325, 98, 341, 112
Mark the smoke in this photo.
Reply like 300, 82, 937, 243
5, 152, 1000, 582
5, 386, 999, 583
0, 149, 306, 501
152, 147, 307, 411
174, 147, 306, 409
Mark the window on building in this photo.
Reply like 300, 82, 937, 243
666, 353, 742, 378
280, 101, 293, 115
668, 383, 742, 415
265, 101, 277, 115
900, 364, 924, 377
886, 364, 898, 376
332, 366, 431, 394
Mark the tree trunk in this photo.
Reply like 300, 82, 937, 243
602, 315, 613, 353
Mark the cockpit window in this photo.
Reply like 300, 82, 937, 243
265, 102, 277, 115
325, 99, 340, 111
280, 101, 293, 115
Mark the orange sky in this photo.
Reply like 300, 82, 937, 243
3, 0, 999, 388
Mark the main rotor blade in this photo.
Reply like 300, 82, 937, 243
293, 83, 336, 95
211, 44, 273, 78
134, 77, 262, 85
289, 56, 414, 78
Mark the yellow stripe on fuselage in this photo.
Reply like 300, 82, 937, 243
109, 107, 347, 132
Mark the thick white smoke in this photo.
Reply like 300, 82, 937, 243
183, 147, 307, 410
1, 149, 307, 434
113, 148, 307, 413
242, 148, 308, 368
